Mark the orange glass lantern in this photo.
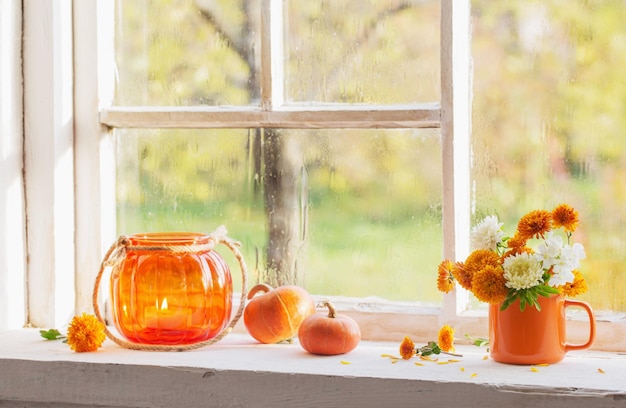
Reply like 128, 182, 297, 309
109, 232, 233, 345
93, 227, 247, 350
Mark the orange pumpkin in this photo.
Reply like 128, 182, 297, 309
298, 301, 361, 355
243, 283, 315, 344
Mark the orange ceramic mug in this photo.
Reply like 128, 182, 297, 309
489, 294, 595, 365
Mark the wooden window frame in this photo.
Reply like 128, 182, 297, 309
87, 0, 472, 339
11, 0, 480, 333
8, 0, 626, 351
12, 0, 621, 351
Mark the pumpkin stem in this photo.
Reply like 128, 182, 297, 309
247, 283, 274, 300
321, 300, 337, 318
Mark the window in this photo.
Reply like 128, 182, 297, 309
2, 0, 624, 352
103, 0, 458, 307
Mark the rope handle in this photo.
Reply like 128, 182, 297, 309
92, 227, 248, 351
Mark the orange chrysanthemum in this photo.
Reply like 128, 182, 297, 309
516, 210, 553, 240
471, 264, 509, 304
451, 261, 473, 291
506, 233, 527, 250
502, 245, 533, 259
399, 336, 416, 360
558, 270, 588, 297
464, 249, 501, 276
437, 325, 455, 353
66, 313, 106, 352
552, 204, 579, 233
437, 259, 456, 293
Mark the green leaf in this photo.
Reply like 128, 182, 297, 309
500, 292, 517, 311
39, 329, 65, 341
537, 284, 559, 296
429, 341, 442, 355
417, 341, 442, 356
465, 334, 489, 348
519, 295, 527, 312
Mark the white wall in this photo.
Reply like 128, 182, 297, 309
0, 0, 27, 330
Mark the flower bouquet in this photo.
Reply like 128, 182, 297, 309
436, 204, 596, 364
437, 204, 587, 311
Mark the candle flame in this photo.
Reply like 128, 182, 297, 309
160, 297, 168, 310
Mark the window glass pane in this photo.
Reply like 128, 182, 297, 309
116, 128, 443, 304
284, 0, 440, 105
114, 0, 260, 106
471, 1, 626, 312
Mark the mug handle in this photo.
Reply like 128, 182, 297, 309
564, 299, 596, 352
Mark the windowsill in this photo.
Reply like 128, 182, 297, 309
1, 329, 625, 407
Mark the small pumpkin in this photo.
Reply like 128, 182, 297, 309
298, 301, 361, 355
243, 283, 316, 344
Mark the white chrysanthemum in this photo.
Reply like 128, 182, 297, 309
548, 268, 575, 287
534, 232, 586, 287
470, 215, 504, 251
534, 232, 563, 268
548, 242, 586, 287
502, 252, 544, 290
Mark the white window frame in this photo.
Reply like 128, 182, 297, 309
0, 0, 26, 330
3, 0, 622, 351
95, 0, 472, 330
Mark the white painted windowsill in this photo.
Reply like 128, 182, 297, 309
1, 329, 625, 408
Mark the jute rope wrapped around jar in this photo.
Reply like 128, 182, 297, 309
92, 226, 248, 351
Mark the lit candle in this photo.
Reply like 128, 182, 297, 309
144, 298, 186, 330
